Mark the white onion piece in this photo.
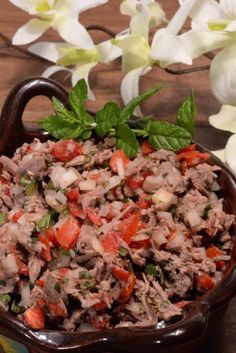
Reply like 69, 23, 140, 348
116, 158, 125, 178
143, 175, 164, 193
167, 231, 185, 251
79, 179, 96, 191
56, 190, 67, 204
104, 176, 122, 193
186, 209, 202, 232
2, 254, 18, 274
215, 255, 231, 261
99, 204, 110, 217
50, 166, 79, 189
153, 229, 168, 246
157, 212, 175, 225
132, 233, 151, 242
91, 237, 105, 255
19, 285, 31, 307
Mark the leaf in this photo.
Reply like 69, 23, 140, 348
145, 121, 192, 152
69, 79, 88, 118
176, 92, 196, 136
96, 102, 121, 137
52, 97, 75, 121
120, 85, 162, 124
116, 124, 139, 158
39, 116, 83, 139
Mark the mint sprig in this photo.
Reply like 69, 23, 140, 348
39, 79, 196, 158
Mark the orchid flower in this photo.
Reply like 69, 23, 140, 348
9, 0, 108, 49
208, 43, 236, 174
115, 0, 197, 116
28, 40, 122, 100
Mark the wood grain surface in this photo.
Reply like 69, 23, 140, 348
0, 1, 235, 352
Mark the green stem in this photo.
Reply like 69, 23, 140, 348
131, 129, 149, 138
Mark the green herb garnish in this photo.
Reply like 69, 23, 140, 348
202, 205, 212, 220
84, 279, 96, 288
58, 248, 71, 257
0, 213, 6, 226
145, 263, 164, 284
39, 80, 196, 158
20, 175, 36, 195
0, 280, 6, 286
31, 237, 38, 244
54, 282, 61, 293
119, 246, 128, 257
37, 209, 58, 231
11, 300, 23, 314
0, 294, 11, 305
80, 272, 92, 280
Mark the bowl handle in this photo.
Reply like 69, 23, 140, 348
0, 77, 69, 156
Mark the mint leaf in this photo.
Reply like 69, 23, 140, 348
39, 116, 83, 139
177, 92, 195, 136
120, 85, 162, 124
69, 79, 88, 118
145, 121, 192, 152
116, 124, 139, 158
96, 102, 120, 137
52, 97, 74, 121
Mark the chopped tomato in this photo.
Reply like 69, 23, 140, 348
177, 145, 209, 167
111, 266, 129, 282
38, 233, 52, 261
137, 193, 152, 209
67, 188, 80, 201
57, 267, 69, 280
90, 316, 109, 330
106, 205, 114, 222
102, 232, 119, 255
195, 273, 214, 292
119, 272, 135, 303
142, 141, 154, 155
45, 228, 59, 247
36, 279, 45, 288
93, 301, 108, 312
215, 261, 225, 270
109, 150, 130, 173
126, 175, 144, 190
12, 211, 23, 223
68, 201, 84, 219
86, 209, 103, 227
55, 218, 80, 250
206, 245, 223, 258
48, 303, 67, 318
12, 246, 29, 276
129, 238, 152, 249
51, 140, 83, 162
119, 212, 140, 245
23, 306, 45, 329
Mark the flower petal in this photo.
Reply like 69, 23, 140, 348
56, 16, 95, 50
220, 0, 236, 19
42, 65, 71, 78
225, 19, 236, 32
189, 0, 224, 30
209, 105, 236, 133
120, 0, 137, 17
96, 40, 122, 63
71, 63, 97, 100
12, 19, 51, 45
225, 134, 236, 174
210, 43, 236, 105
130, 4, 150, 40
211, 149, 226, 163
121, 66, 152, 117
8, 0, 29, 11
71, 0, 108, 14
166, 0, 199, 34
180, 30, 230, 59
150, 29, 192, 66
28, 41, 68, 63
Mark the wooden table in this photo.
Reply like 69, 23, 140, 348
0, 1, 235, 352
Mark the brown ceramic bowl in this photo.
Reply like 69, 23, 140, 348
0, 77, 236, 353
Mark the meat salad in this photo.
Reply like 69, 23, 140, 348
0, 138, 234, 331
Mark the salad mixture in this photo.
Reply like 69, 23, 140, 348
0, 138, 234, 331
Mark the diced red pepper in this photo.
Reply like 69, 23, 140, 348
12, 211, 23, 223
12, 246, 29, 276
118, 272, 135, 303
48, 303, 67, 318
109, 150, 130, 173
51, 140, 83, 162
38, 233, 52, 262
129, 238, 152, 249
206, 245, 223, 258
23, 306, 45, 329
137, 193, 152, 209
177, 144, 209, 167
126, 175, 144, 190
195, 273, 214, 292
55, 218, 80, 250
90, 316, 109, 330
142, 141, 155, 155
45, 228, 59, 247
93, 301, 108, 312
67, 188, 80, 201
102, 232, 119, 255
36, 279, 45, 288
111, 266, 129, 282
86, 208, 103, 227
118, 211, 140, 245
68, 201, 84, 218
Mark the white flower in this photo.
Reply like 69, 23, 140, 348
208, 42, 236, 174
9, 0, 108, 49
115, 0, 197, 115
28, 40, 121, 99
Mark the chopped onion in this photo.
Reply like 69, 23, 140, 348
186, 209, 202, 232
153, 229, 168, 246
50, 166, 79, 189
116, 158, 125, 178
2, 254, 18, 274
19, 285, 31, 307
167, 231, 185, 251
132, 233, 151, 242
104, 176, 122, 193
55, 190, 67, 204
143, 175, 164, 193
91, 237, 105, 255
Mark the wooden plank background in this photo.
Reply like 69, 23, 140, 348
0, 1, 235, 353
